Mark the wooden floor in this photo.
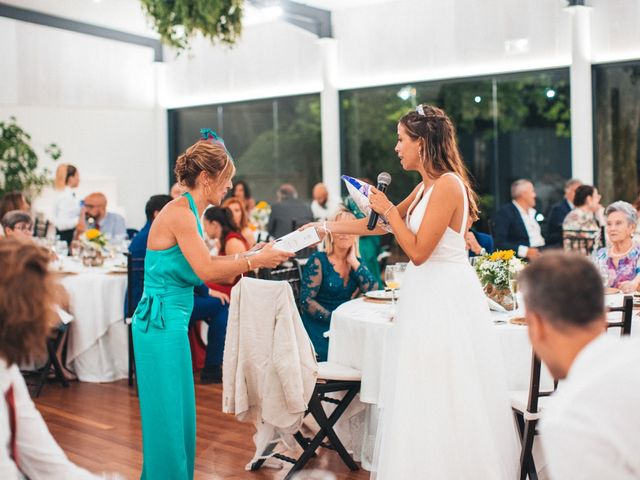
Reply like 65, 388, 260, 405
34, 379, 370, 480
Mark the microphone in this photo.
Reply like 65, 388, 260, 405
367, 172, 392, 230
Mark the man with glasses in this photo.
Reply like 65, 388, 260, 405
75, 192, 126, 240
1, 210, 34, 238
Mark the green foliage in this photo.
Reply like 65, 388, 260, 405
140, 0, 243, 51
0, 117, 60, 198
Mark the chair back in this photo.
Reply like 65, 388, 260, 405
562, 230, 599, 256
125, 252, 145, 318
259, 259, 303, 307
606, 295, 633, 336
32, 217, 50, 239
525, 352, 557, 415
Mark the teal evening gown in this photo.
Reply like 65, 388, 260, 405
132, 192, 203, 479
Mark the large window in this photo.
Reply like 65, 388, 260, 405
341, 69, 571, 226
168, 94, 322, 203
594, 61, 640, 205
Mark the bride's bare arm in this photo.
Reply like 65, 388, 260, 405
373, 175, 462, 266
311, 184, 424, 237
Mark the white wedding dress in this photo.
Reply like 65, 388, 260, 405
372, 174, 519, 479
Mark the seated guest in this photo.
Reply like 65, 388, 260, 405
562, 185, 604, 252
229, 180, 256, 214
0, 191, 30, 221
1, 210, 33, 238
300, 209, 378, 361
0, 238, 101, 478
465, 218, 494, 257
519, 252, 640, 480
494, 179, 545, 259
75, 192, 126, 240
129, 195, 230, 384
594, 201, 640, 293
311, 182, 340, 222
267, 183, 314, 240
545, 178, 582, 247
222, 197, 256, 248
204, 206, 250, 296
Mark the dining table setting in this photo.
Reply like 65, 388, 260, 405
48, 243, 129, 383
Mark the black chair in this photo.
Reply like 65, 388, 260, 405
607, 295, 634, 336
562, 230, 599, 256
28, 324, 70, 398
250, 362, 362, 479
260, 259, 303, 307
32, 217, 50, 239
126, 228, 139, 240
510, 353, 555, 480
125, 252, 145, 387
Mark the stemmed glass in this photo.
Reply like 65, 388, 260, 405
509, 277, 519, 312
385, 265, 400, 316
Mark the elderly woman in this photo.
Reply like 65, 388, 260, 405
595, 201, 640, 293
300, 208, 378, 361
1, 210, 33, 238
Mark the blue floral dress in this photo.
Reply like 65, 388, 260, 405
300, 251, 377, 361
595, 245, 640, 288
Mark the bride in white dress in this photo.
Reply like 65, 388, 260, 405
310, 105, 519, 478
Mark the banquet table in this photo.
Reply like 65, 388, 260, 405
54, 257, 128, 382
327, 294, 639, 472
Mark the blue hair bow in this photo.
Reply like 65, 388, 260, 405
199, 128, 234, 161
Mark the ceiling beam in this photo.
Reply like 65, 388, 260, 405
281, 0, 332, 38
0, 2, 163, 62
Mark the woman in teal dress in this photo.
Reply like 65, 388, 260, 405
300, 209, 378, 361
132, 131, 292, 480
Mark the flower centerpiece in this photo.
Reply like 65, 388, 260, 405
473, 250, 524, 310
81, 228, 108, 266
250, 200, 271, 232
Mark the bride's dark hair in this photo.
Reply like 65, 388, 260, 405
399, 105, 479, 222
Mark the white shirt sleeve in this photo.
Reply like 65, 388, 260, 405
8, 366, 100, 479
517, 245, 529, 258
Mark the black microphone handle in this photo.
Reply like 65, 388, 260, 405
367, 182, 389, 230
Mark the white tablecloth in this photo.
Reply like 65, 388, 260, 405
56, 258, 128, 382
327, 295, 638, 471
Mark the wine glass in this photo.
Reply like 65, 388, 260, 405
509, 277, 519, 311
385, 265, 400, 314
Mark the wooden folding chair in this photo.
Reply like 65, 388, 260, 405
30, 324, 70, 398
125, 252, 145, 387
606, 295, 633, 336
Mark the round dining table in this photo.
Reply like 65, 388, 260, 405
54, 256, 128, 382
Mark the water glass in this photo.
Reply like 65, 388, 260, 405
55, 240, 69, 258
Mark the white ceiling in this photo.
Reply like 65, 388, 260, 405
0, 0, 399, 37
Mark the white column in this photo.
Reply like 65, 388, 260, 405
568, 5, 594, 184
318, 38, 341, 202
154, 61, 169, 193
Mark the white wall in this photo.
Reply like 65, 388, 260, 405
0, 17, 166, 228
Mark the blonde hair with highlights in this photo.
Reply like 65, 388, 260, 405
324, 208, 360, 256
174, 141, 235, 190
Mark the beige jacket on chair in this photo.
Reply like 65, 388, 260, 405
223, 277, 318, 430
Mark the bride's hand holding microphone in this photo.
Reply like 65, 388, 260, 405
368, 187, 396, 220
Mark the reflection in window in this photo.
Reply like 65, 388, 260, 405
595, 62, 640, 205
168, 94, 322, 204
340, 69, 571, 227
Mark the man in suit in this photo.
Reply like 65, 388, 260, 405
545, 178, 582, 247
267, 183, 314, 239
494, 179, 546, 259
128, 194, 230, 384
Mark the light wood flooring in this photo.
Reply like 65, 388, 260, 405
34, 379, 370, 480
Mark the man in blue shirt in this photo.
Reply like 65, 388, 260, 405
129, 194, 230, 384
76, 192, 127, 240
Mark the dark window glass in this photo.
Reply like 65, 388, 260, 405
168, 94, 322, 203
340, 69, 571, 228
594, 62, 640, 205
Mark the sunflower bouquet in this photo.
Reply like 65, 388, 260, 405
250, 201, 271, 232
81, 228, 108, 266
474, 250, 524, 310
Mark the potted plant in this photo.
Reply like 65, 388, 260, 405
140, 0, 244, 52
0, 116, 61, 199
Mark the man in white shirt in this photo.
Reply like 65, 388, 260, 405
310, 182, 340, 222
494, 179, 545, 259
519, 252, 640, 480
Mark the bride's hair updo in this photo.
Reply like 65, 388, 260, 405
174, 140, 235, 189
400, 105, 479, 222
